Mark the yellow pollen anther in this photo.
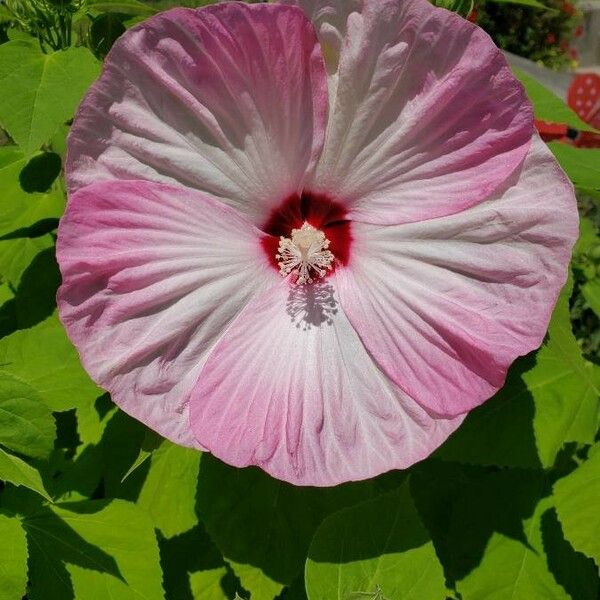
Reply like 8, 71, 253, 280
275, 222, 335, 285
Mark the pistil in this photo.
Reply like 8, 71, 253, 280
276, 222, 335, 284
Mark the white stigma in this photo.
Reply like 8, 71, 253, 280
276, 222, 335, 285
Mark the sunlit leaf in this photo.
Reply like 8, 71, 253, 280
0, 514, 28, 600
0, 371, 55, 459
0, 315, 101, 412
554, 444, 600, 567
514, 69, 597, 132
121, 428, 163, 483
0, 42, 100, 153
85, 0, 157, 15
0, 447, 51, 501
0, 148, 63, 238
0, 235, 54, 289
24, 499, 165, 600
305, 483, 446, 600
196, 456, 375, 600
438, 278, 599, 468
133, 440, 200, 538
582, 279, 600, 318
549, 143, 600, 196
450, 469, 598, 599
489, 0, 550, 9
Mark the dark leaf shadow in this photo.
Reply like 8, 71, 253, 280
542, 508, 599, 600
50, 404, 146, 501
413, 466, 545, 590
159, 523, 245, 600
15, 246, 61, 328
24, 501, 124, 600
435, 353, 542, 469
19, 153, 61, 193
195, 454, 376, 588
0, 245, 61, 340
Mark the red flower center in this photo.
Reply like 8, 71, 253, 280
261, 191, 352, 280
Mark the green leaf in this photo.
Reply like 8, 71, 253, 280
0, 315, 102, 412
554, 443, 600, 567
438, 278, 600, 468
24, 499, 165, 600
197, 456, 375, 600
574, 217, 599, 259
160, 523, 240, 600
90, 13, 126, 59
0, 447, 51, 501
449, 469, 598, 600
0, 235, 54, 288
582, 279, 600, 317
121, 428, 163, 483
549, 143, 600, 196
433, 0, 473, 16
513, 68, 598, 133
0, 147, 64, 237
0, 42, 100, 153
85, 0, 157, 15
305, 483, 446, 600
0, 371, 55, 459
189, 568, 232, 600
133, 440, 200, 538
488, 0, 550, 8
0, 514, 28, 600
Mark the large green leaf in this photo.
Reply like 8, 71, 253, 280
449, 469, 598, 600
0, 315, 102, 412
0, 447, 51, 501
0, 235, 54, 288
133, 440, 200, 538
85, 0, 157, 15
513, 69, 597, 132
0, 371, 55, 459
549, 143, 600, 196
488, 0, 549, 8
0, 148, 64, 237
305, 483, 446, 600
121, 429, 163, 482
24, 499, 165, 600
0, 42, 100, 153
582, 279, 600, 318
554, 444, 600, 567
438, 279, 599, 468
196, 456, 375, 600
0, 514, 28, 600
160, 524, 239, 600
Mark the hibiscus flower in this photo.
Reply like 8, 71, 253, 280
57, 0, 577, 486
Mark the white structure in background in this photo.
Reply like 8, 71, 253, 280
576, 0, 600, 68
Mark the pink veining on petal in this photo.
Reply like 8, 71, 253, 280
299, 0, 535, 225
56, 0, 580, 487
66, 2, 329, 225
189, 282, 463, 487
57, 179, 276, 448
335, 136, 578, 418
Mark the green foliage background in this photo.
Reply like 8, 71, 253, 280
0, 1, 599, 599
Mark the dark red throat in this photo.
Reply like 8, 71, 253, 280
260, 191, 352, 274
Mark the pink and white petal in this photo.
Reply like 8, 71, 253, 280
336, 136, 578, 418
189, 282, 463, 486
278, 0, 359, 74
66, 3, 328, 225
298, 0, 533, 225
57, 180, 276, 447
